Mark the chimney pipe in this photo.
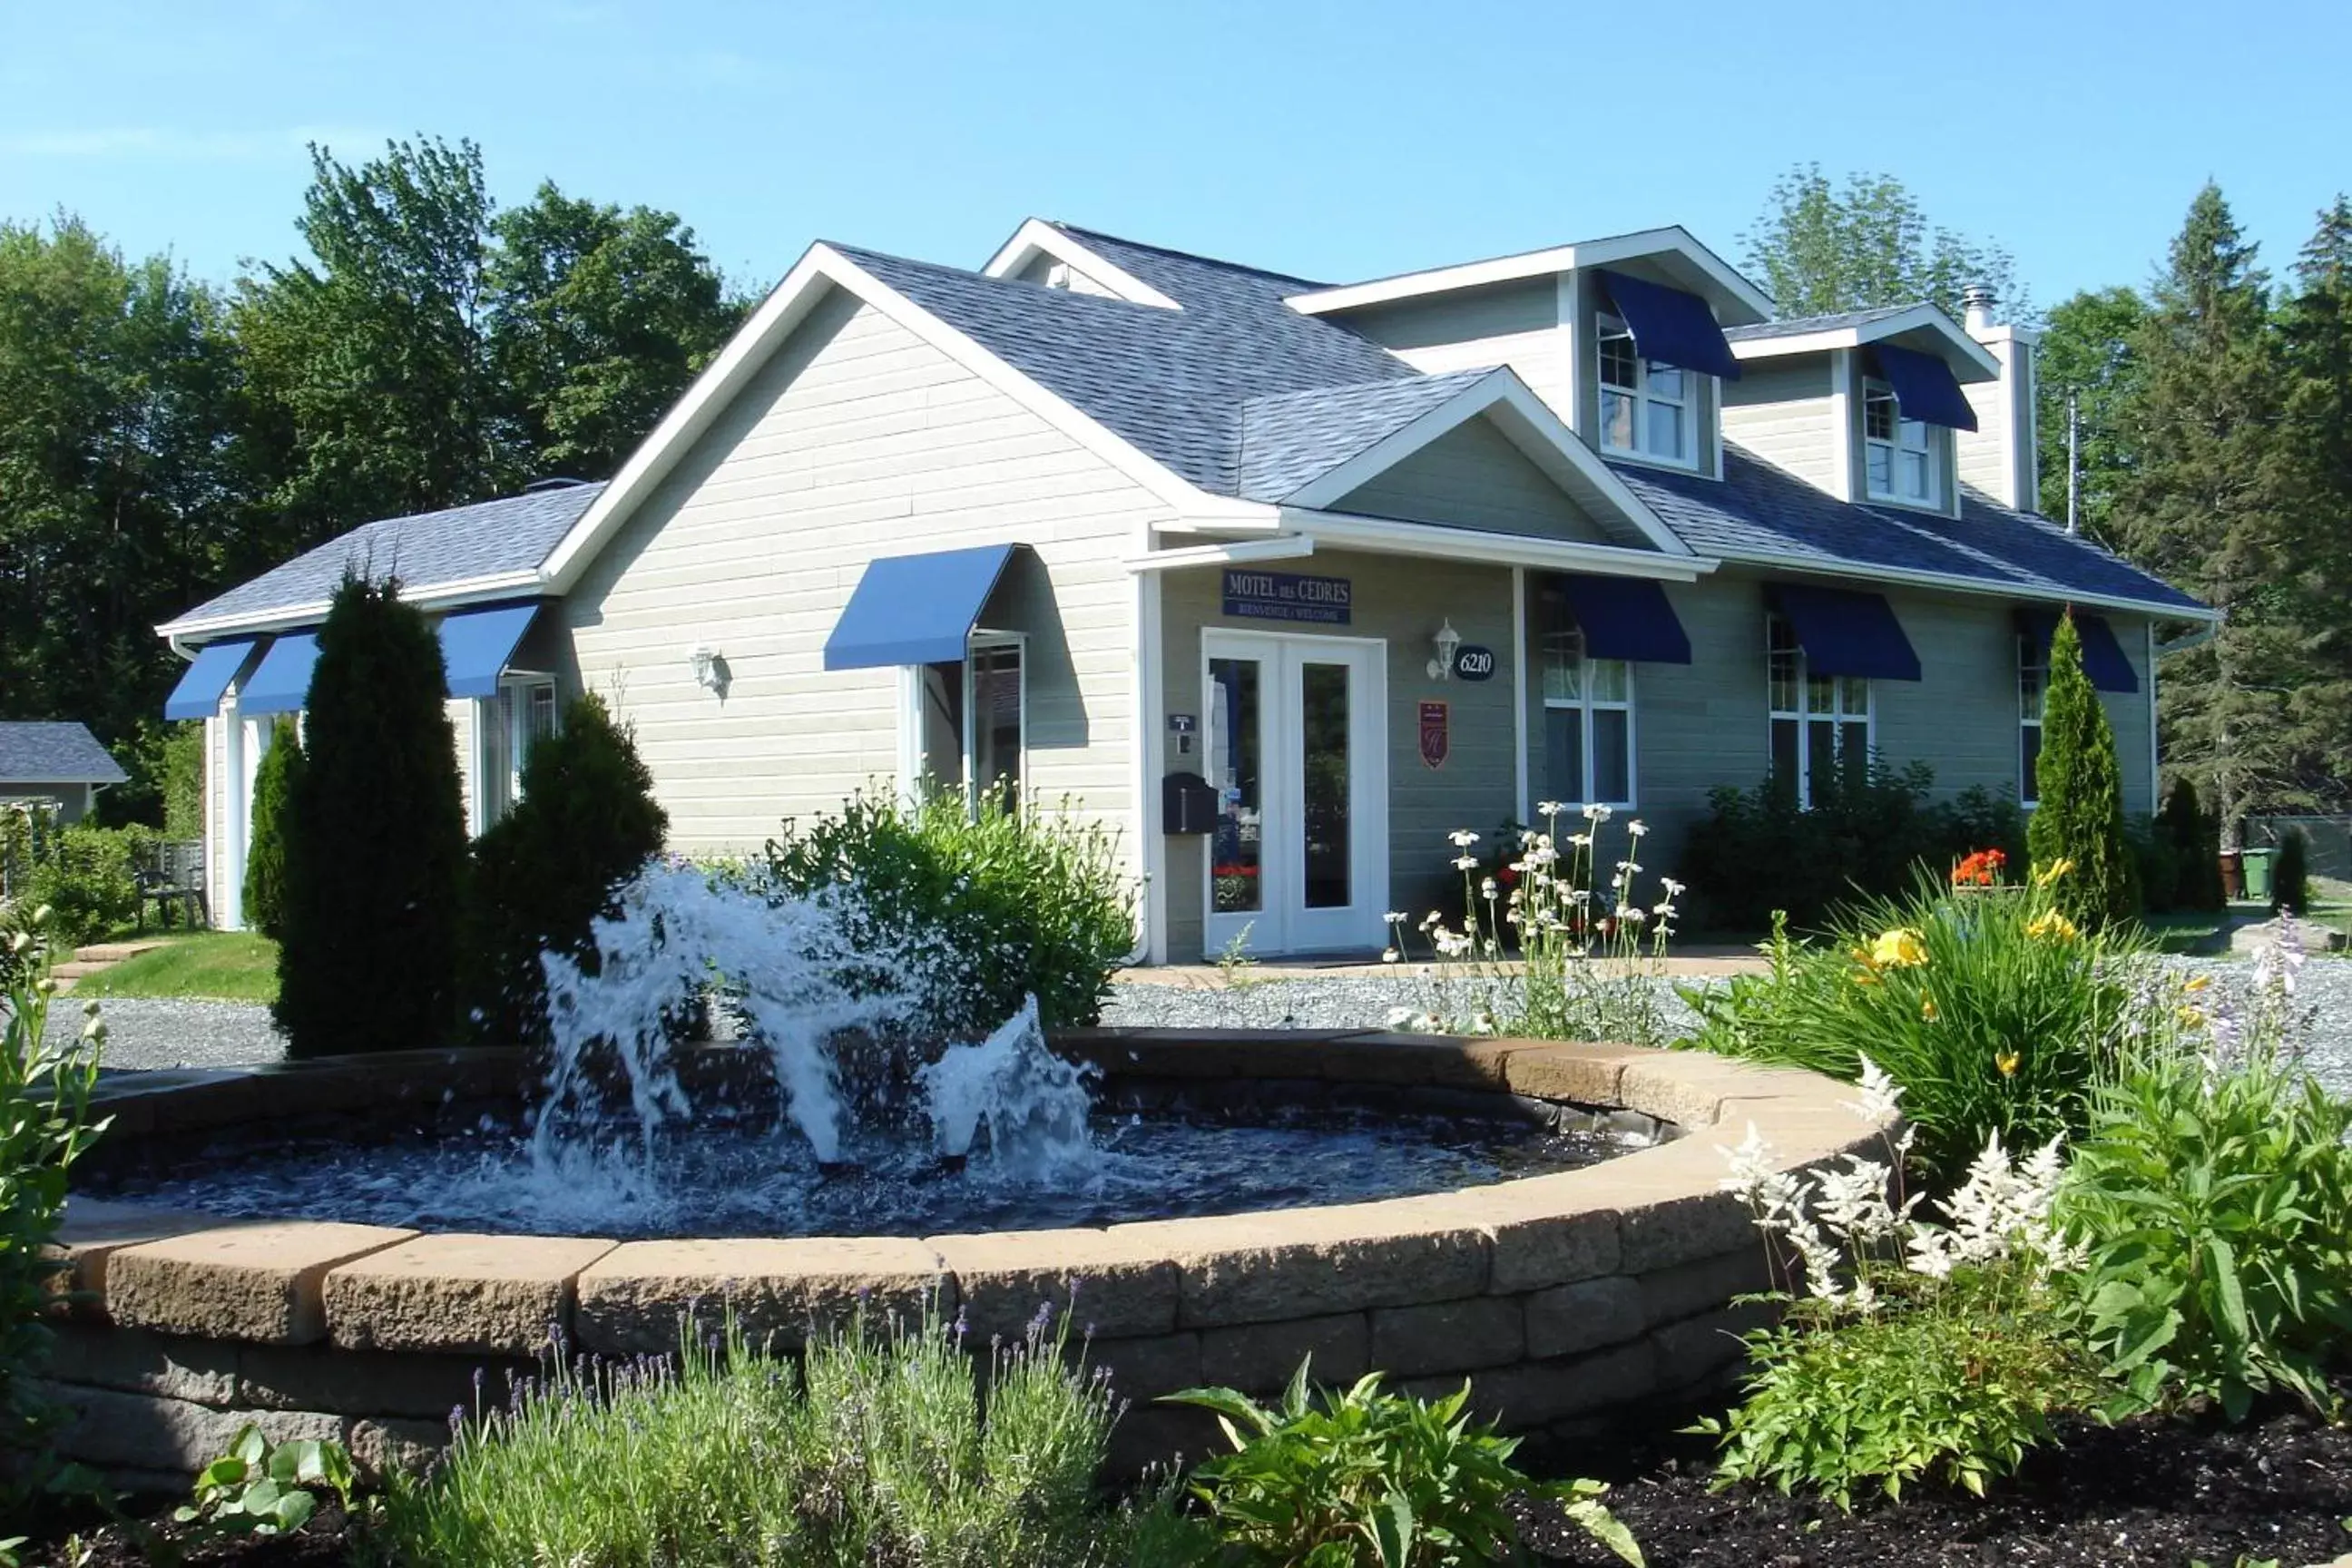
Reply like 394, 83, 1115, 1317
1961, 283, 1998, 336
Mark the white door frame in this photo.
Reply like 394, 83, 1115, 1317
1200, 628, 1389, 956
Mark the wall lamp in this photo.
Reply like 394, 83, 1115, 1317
1426, 619, 1462, 681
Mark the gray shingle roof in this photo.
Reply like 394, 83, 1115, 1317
1238, 370, 1497, 502
834, 227, 1413, 496
0, 723, 128, 785
1614, 449, 2207, 613
167, 484, 605, 630
1723, 306, 1920, 341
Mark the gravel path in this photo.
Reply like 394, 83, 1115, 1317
52, 956, 2352, 1102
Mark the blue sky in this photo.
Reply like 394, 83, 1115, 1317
4, 0, 2347, 309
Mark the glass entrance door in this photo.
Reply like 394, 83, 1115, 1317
1202, 632, 1387, 956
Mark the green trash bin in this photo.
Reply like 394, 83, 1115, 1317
2241, 848, 2276, 904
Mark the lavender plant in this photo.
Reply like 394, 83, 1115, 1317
1386, 804, 1682, 1049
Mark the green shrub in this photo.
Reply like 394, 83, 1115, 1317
2161, 777, 2226, 911
0, 912, 112, 1499
2269, 828, 2311, 916
1167, 1360, 1642, 1566
161, 720, 205, 842
2025, 613, 2138, 926
380, 1307, 1191, 1568
24, 824, 141, 945
241, 718, 303, 941
1680, 759, 2028, 934
274, 574, 468, 1058
2059, 1022, 2352, 1420
1678, 865, 2145, 1185
465, 693, 668, 1046
761, 788, 1133, 1036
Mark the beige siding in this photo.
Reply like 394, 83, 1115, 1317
564, 287, 1168, 864
1343, 281, 1574, 418
1721, 359, 1839, 492
1158, 550, 1520, 960
1332, 416, 1607, 543
1956, 334, 2037, 510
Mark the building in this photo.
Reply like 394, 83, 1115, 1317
0, 721, 129, 824
158, 218, 2212, 956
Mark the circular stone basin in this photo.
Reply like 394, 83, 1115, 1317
54, 1029, 1892, 1486
86, 1094, 1641, 1240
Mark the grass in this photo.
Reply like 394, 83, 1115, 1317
76, 931, 279, 1004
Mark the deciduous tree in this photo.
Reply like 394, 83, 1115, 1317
1740, 163, 2023, 318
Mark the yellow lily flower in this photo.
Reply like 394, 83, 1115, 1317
1920, 995, 1938, 1022
1869, 927, 1929, 968
1995, 1051, 2021, 1077
2182, 974, 2212, 994
2025, 909, 2080, 944
2033, 858, 2077, 889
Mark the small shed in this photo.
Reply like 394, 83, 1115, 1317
0, 722, 129, 824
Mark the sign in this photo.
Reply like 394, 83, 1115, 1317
1453, 644, 1497, 682
1221, 569, 1352, 625
1418, 700, 1450, 769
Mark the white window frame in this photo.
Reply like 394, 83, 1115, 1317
1539, 624, 1637, 809
1863, 380, 1940, 507
896, 632, 1029, 817
1597, 313, 1700, 471
471, 674, 559, 835
1767, 613, 1874, 808
2018, 632, 2048, 808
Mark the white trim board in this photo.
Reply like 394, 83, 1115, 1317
159, 571, 544, 643
1287, 226, 1774, 326
1276, 509, 1718, 581
1729, 304, 2002, 382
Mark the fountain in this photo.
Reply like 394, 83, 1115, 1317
53, 858, 1898, 1484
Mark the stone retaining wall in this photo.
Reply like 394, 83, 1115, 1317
50, 1033, 1893, 1482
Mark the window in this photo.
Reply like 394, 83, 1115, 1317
910, 637, 1026, 814
1768, 615, 1870, 807
475, 678, 559, 829
1864, 382, 1938, 505
1598, 315, 1695, 467
2018, 632, 2049, 806
1542, 621, 1634, 808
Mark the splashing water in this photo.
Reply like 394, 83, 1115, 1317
919, 996, 1100, 1185
526, 858, 1098, 1206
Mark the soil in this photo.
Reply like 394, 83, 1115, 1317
22, 1407, 2352, 1566
1519, 1405, 2352, 1567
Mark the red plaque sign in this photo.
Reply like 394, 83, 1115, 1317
1418, 700, 1449, 769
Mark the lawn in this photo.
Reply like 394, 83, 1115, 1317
77, 931, 279, 1004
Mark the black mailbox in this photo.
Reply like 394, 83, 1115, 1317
1162, 771, 1220, 836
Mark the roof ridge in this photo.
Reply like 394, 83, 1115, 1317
1047, 222, 1330, 289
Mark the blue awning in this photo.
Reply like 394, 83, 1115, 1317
1596, 270, 1741, 381
1869, 343, 1979, 432
1548, 574, 1692, 664
237, 632, 320, 716
164, 638, 261, 721
824, 544, 1024, 671
1772, 584, 1922, 681
437, 602, 543, 699
2019, 608, 2139, 694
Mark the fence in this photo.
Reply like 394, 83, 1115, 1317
2245, 815, 2352, 884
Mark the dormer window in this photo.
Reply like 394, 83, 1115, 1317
1599, 316, 1693, 467
1864, 381, 1938, 506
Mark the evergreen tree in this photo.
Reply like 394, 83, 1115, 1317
240, 716, 304, 939
2111, 185, 2298, 833
2161, 775, 2225, 912
2027, 613, 2139, 925
2034, 287, 2151, 546
274, 574, 467, 1057
464, 692, 667, 1046
2276, 196, 2352, 806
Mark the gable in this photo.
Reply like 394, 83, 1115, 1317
1331, 413, 1608, 544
